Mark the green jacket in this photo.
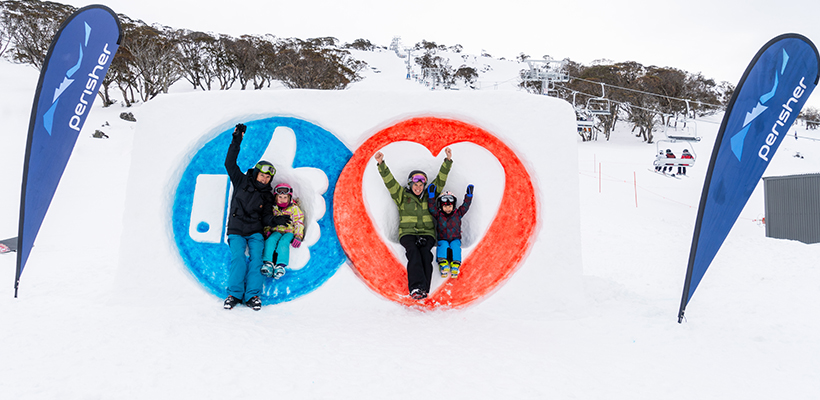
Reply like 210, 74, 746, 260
378, 158, 452, 239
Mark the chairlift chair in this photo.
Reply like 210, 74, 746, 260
664, 115, 699, 141
587, 99, 611, 115
586, 82, 611, 115
653, 138, 697, 171
663, 100, 700, 141
575, 105, 596, 141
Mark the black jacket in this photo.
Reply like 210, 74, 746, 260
224, 135, 274, 236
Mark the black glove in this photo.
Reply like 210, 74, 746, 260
466, 184, 474, 197
427, 183, 437, 199
233, 123, 246, 139
269, 215, 291, 227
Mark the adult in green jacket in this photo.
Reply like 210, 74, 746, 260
374, 148, 452, 299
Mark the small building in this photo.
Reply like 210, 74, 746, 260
763, 173, 820, 244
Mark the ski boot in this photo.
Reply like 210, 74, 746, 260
449, 261, 461, 279
261, 261, 275, 277
438, 258, 450, 278
273, 264, 287, 279
410, 288, 428, 300
223, 295, 242, 309
245, 296, 262, 311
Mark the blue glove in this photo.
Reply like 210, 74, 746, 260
427, 183, 437, 199
466, 184, 474, 197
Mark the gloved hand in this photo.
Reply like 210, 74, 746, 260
270, 215, 291, 227
291, 238, 302, 248
233, 123, 246, 140
466, 184, 474, 197
427, 183, 437, 199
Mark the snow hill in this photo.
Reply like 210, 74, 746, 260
1, 47, 819, 399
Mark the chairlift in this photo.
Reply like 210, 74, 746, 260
573, 91, 597, 140
663, 100, 700, 141
577, 114, 596, 141
653, 138, 697, 171
586, 82, 611, 115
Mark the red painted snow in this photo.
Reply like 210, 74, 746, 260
334, 117, 538, 309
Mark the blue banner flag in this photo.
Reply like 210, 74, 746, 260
15, 6, 122, 297
678, 34, 819, 322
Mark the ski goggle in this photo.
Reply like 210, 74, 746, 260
255, 163, 276, 177
439, 195, 456, 204
274, 186, 293, 195
409, 174, 427, 184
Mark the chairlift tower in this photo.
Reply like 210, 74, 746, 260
422, 67, 444, 89
405, 48, 413, 79
522, 56, 569, 96
390, 36, 406, 58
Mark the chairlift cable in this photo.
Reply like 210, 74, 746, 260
555, 84, 723, 125
563, 74, 725, 109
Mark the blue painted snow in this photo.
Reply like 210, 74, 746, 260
172, 117, 351, 305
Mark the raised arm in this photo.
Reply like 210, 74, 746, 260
427, 183, 439, 216
375, 152, 404, 207
429, 148, 453, 198
458, 184, 473, 217
224, 124, 246, 184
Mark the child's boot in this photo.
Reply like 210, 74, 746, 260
449, 261, 461, 279
437, 258, 450, 278
273, 264, 287, 279
261, 261, 275, 277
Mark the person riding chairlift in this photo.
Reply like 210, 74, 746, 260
663, 149, 676, 174
678, 149, 694, 176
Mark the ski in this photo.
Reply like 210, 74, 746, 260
649, 169, 681, 179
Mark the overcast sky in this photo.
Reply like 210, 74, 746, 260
65, 0, 820, 108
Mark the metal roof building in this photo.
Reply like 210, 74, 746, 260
763, 173, 820, 244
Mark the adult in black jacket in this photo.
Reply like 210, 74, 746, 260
222, 123, 289, 310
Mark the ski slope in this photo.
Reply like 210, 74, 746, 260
1, 47, 819, 399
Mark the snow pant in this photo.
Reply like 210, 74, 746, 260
263, 231, 294, 266
227, 233, 265, 302
399, 234, 435, 294
677, 166, 687, 175
437, 239, 462, 263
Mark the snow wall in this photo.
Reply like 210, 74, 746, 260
115, 90, 584, 315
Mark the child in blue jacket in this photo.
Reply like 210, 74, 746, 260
427, 183, 473, 278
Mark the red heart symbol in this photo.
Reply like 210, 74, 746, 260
334, 117, 538, 309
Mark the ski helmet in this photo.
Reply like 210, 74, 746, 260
254, 161, 276, 178
437, 191, 457, 211
407, 170, 428, 187
273, 183, 293, 205
274, 183, 293, 196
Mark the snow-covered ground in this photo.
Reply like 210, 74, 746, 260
1, 47, 819, 399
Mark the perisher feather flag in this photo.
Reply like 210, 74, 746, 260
678, 34, 819, 322
15, 5, 122, 297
